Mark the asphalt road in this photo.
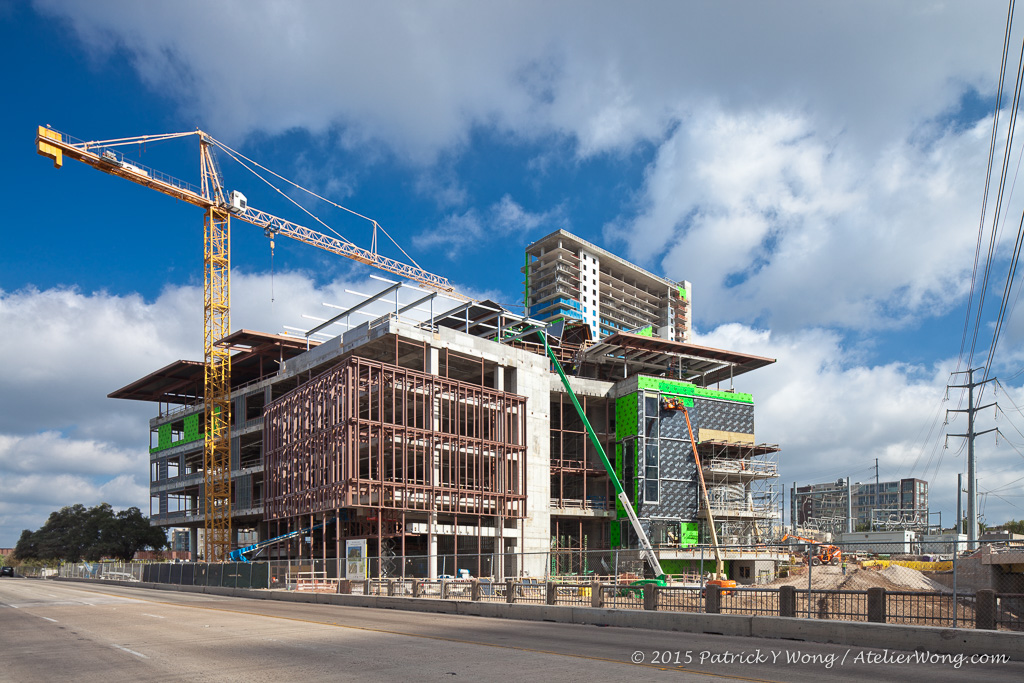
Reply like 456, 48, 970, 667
0, 577, 1020, 682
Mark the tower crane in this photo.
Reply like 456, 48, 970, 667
36, 126, 462, 562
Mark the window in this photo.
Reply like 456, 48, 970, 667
644, 442, 659, 503
642, 393, 659, 503
623, 439, 636, 503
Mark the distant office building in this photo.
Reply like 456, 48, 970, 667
170, 529, 190, 553
794, 478, 928, 533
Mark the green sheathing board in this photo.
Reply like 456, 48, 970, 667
636, 325, 654, 337
183, 413, 200, 441
615, 392, 639, 439
678, 285, 687, 300
157, 423, 172, 450
150, 412, 205, 454
613, 392, 640, 546
681, 521, 699, 547
636, 376, 752, 404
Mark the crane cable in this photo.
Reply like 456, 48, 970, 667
209, 137, 424, 270
208, 141, 359, 249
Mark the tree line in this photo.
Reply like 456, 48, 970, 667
14, 503, 167, 562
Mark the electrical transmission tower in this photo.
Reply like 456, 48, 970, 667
946, 368, 996, 550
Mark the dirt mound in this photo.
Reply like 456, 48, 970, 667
837, 568, 901, 591
877, 564, 951, 592
767, 565, 847, 589
767, 564, 949, 593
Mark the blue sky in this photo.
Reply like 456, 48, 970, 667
3, 0, 1024, 546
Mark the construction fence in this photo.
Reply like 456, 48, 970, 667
49, 561, 1022, 632
48, 540, 1024, 632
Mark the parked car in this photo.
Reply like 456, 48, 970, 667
1, 566, 14, 577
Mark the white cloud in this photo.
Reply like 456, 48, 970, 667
607, 107, 1004, 332
696, 323, 1024, 527
0, 271, 428, 545
33, 1, 1003, 162
3, 272, 1023, 546
0, 432, 144, 476
413, 194, 566, 256
14, 0, 1024, 540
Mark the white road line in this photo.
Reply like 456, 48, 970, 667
112, 644, 148, 659
141, 613, 165, 619
41, 617, 57, 623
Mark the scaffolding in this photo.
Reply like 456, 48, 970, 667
699, 440, 782, 544
263, 354, 527, 577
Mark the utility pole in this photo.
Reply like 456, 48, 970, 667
947, 368, 996, 550
957, 473, 962, 535
846, 477, 853, 533
874, 458, 879, 531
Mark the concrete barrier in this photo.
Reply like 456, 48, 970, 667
50, 576, 1024, 659
751, 615, 1023, 660
571, 607, 753, 636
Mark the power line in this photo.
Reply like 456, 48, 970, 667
958, 0, 1017, 378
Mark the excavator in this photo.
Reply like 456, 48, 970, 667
780, 533, 842, 566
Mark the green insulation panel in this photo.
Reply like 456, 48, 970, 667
681, 522, 700, 547
678, 285, 687, 300
636, 376, 752, 404
636, 325, 654, 337
615, 393, 639, 439
157, 423, 172, 450
183, 413, 200, 442
613, 392, 641, 542
150, 413, 205, 454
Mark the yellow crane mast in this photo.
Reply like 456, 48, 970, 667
36, 125, 461, 561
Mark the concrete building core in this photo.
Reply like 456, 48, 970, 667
112, 233, 782, 583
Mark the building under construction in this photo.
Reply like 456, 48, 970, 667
114, 230, 782, 583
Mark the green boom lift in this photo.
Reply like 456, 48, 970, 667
534, 327, 668, 584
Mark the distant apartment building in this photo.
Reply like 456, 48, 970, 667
524, 230, 691, 342
794, 478, 929, 532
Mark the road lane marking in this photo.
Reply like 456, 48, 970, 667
142, 613, 165, 619
112, 644, 148, 659
63, 585, 783, 681
132, 600, 782, 681
41, 617, 57, 622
